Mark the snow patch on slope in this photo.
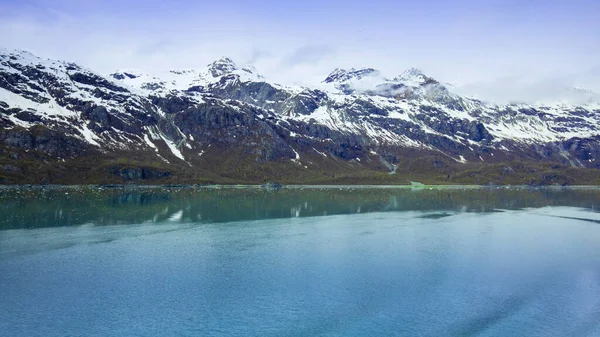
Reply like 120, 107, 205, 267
159, 134, 185, 161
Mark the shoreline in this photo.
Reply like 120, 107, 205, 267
1, 184, 599, 190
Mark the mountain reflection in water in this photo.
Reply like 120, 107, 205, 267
1, 186, 599, 230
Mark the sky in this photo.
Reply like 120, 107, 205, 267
1, 0, 599, 103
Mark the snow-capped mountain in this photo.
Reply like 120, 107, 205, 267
108, 57, 265, 95
1, 48, 600, 185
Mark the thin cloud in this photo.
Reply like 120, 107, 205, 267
247, 48, 272, 65
455, 76, 600, 106
280, 45, 336, 67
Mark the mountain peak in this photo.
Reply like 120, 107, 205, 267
402, 67, 425, 77
394, 68, 438, 87
207, 57, 237, 77
0, 48, 45, 66
323, 67, 380, 83
0, 48, 34, 57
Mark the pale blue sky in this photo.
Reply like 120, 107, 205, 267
1, 0, 599, 101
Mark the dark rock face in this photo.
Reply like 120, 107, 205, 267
0, 126, 92, 157
83, 106, 110, 125
467, 122, 492, 142
69, 72, 128, 93
108, 166, 171, 180
413, 111, 493, 143
2, 165, 21, 173
141, 82, 165, 91
285, 90, 327, 116
560, 136, 600, 168
110, 72, 137, 80
111, 73, 126, 80
173, 100, 295, 161
15, 111, 43, 123
1, 128, 34, 149
292, 120, 334, 140
209, 79, 291, 107
151, 95, 198, 114
0, 70, 52, 103
348, 99, 388, 117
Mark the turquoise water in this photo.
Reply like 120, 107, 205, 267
1, 187, 600, 336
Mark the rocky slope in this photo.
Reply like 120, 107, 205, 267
1, 47, 600, 185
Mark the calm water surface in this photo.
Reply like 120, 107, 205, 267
1, 186, 600, 336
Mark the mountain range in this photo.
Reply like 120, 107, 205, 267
1, 47, 600, 185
